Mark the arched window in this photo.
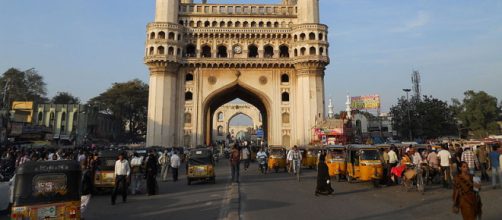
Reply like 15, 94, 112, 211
281, 74, 289, 83
282, 112, 290, 124
217, 112, 224, 122
279, 45, 289, 58
282, 92, 290, 102
185, 73, 194, 82
251, 21, 257, 27
319, 47, 324, 56
185, 91, 193, 101
149, 47, 154, 55
309, 32, 316, 40
248, 44, 258, 58
37, 112, 43, 125
309, 47, 316, 55
243, 21, 249, 27
184, 113, 192, 124
158, 46, 165, 55
217, 126, 224, 136
217, 45, 228, 58
300, 47, 306, 56
294, 35, 298, 42
168, 32, 175, 40
197, 21, 202, 27
319, 33, 324, 41
266, 22, 272, 27
177, 34, 181, 41
259, 21, 264, 27
220, 21, 225, 27
212, 21, 218, 27
49, 112, 55, 128
168, 47, 174, 55
264, 45, 274, 58
179, 20, 184, 25
274, 22, 279, 28
294, 49, 298, 57
205, 21, 210, 27
201, 45, 211, 58
185, 44, 196, 57
61, 112, 66, 133
235, 21, 241, 27
150, 32, 155, 40
300, 33, 306, 41
189, 20, 195, 27
227, 21, 233, 27
282, 135, 291, 147
158, 31, 166, 39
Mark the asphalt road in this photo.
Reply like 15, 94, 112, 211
2, 160, 502, 220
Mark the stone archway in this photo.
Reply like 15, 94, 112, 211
212, 103, 262, 142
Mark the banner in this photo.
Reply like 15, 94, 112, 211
351, 95, 380, 110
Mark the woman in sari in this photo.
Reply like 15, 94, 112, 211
315, 152, 334, 196
453, 161, 482, 220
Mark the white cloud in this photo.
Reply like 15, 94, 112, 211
391, 11, 431, 32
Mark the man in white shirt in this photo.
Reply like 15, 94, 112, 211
241, 147, 251, 171
170, 152, 181, 182
130, 152, 143, 195
388, 146, 399, 167
158, 150, 170, 182
437, 145, 452, 188
111, 153, 130, 205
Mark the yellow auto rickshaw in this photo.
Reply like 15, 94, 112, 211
346, 145, 384, 186
305, 147, 322, 169
11, 160, 81, 220
325, 145, 347, 181
187, 148, 215, 185
94, 150, 120, 190
268, 146, 287, 173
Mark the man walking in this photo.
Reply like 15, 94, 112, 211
477, 145, 490, 181
130, 152, 143, 195
461, 147, 479, 175
230, 145, 241, 183
438, 145, 452, 188
158, 150, 170, 182
241, 146, 250, 171
145, 150, 159, 196
489, 146, 502, 189
170, 151, 181, 182
111, 153, 130, 205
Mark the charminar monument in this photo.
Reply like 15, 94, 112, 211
144, 0, 329, 148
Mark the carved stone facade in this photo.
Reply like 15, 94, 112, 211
212, 103, 262, 142
145, 0, 330, 148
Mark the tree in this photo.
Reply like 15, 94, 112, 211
51, 91, 80, 104
391, 95, 457, 140
454, 90, 501, 138
0, 68, 47, 108
88, 79, 148, 142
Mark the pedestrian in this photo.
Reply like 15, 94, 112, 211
477, 145, 490, 182
111, 153, 130, 205
170, 151, 181, 181
230, 145, 241, 183
81, 161, 93, 214
452, 162, 482, 220
158, 150, 170, 182
438, 145, 452, 188
315, 152, 334, 196
461, 147, 479, 175
489, 145, 501, 189
145, 150, 158, 196
241, 147, 250, 171
130, 152, 144, 195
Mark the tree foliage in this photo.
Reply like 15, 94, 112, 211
88, 79, 148, 142
51, 91, 80, 104
0, 68, 47, 107
391, 95, 457, 140
454, 90, 501, 138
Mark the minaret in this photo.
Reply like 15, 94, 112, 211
345, 94, 352, 119
298, 0, 320, 23
327, 98, 334, 119
155, 0, 179, 23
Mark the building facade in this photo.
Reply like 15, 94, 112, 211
145, 0, 330, 148
211, 103, 262, 143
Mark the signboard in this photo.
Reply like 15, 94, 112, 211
256, 129, 264, 138
351, 95, 380, 110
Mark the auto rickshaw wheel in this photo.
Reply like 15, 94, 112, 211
334, 174, 341, 182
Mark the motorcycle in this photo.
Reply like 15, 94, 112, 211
258, 155, 268, 174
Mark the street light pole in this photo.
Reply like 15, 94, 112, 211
403, 89, 412, 141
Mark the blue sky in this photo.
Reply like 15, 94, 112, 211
1, 0, 501, 113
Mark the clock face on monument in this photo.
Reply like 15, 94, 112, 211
233, 45, 242, 54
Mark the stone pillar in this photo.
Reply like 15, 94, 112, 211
155, 0, 179, 23
146, 63, 180, 147
295, 63, 325, 145
297, 0, 320, 23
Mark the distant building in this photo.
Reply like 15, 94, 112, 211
351, 112, 394, 144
